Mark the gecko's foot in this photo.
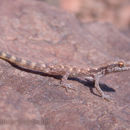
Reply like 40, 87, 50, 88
102, 94, 111, 101
60, 82, 75, 92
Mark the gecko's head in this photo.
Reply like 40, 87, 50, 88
107, 60, 130, 73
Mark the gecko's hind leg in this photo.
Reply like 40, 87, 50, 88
94, 75, 111, 101
60, 72, 75, 92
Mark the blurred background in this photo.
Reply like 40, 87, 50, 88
42, 0, 130, 37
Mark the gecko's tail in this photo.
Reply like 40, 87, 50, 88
0, 51, 46, 71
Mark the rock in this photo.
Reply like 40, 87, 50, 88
0, 0, 129, 129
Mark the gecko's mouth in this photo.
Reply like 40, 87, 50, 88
127, 61, 130, 67
125, 61, 130, 71
111, 66, 130, 72
120, 67, 130, 71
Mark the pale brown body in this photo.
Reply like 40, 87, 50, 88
0, 51, 130, 101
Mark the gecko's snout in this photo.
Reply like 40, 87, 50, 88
116, 60, 130, 71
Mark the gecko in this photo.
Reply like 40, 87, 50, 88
0, 51, 130, 101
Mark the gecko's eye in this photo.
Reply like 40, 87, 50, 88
118, 61, 124, 68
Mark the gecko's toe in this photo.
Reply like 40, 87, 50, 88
60, 82, 75, 92
102, 94, 111, 101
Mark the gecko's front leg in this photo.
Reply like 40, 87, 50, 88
94, 75, 111, 101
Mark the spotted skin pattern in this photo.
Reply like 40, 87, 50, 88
0, 51, 130, 101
